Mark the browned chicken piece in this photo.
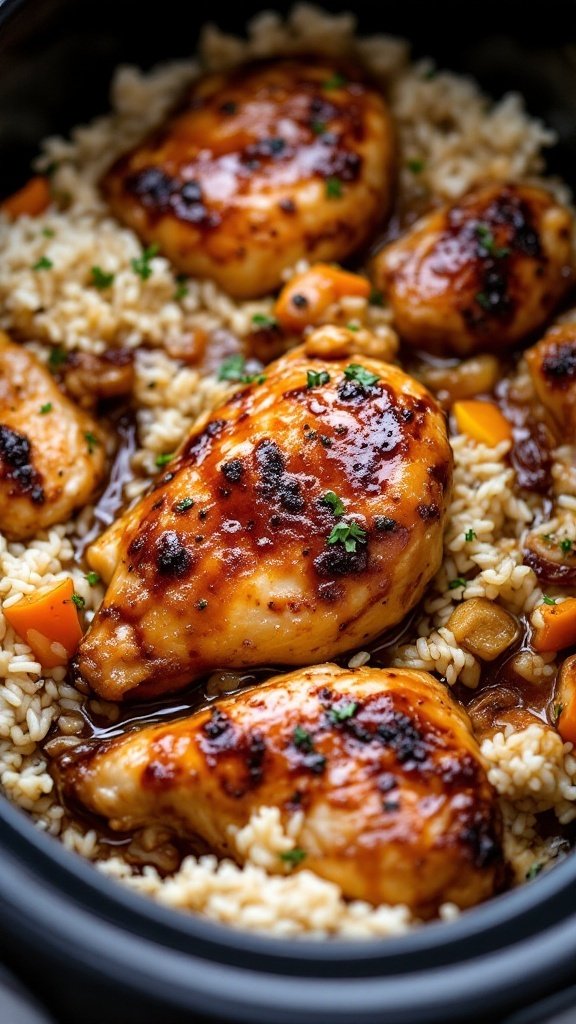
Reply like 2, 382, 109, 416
102, 59, 394, 299
373, 182, 573, 357
79, 336, 452, 701
56, 663, 504, 916
61, 349, 135, 410
525, 323, 576, 435
0, 331, 107, 540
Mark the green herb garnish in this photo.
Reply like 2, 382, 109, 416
344, 363, 379, 387
475, 223, 509, 259
542, 595, 557, 606
560, 538, 573, 555
407, 158, 425, 174
325, 176, 343, 199
321, 491, 345, 516
91, 266, 115, 290
42, 227, 55, 238
71, 593, 85, 609
369, 288, 384, 307
155, 452, 174, 467
84, 431, 100, 454
279, 847, 307, 866
449, 577, 466, 590
526, 862, 543, 881
306, 369, 330, 388
327, 521, 367, 553
32, 256, 53, 271
346, 321, 360, 332
85, 572, 100, 586
173, 275, 188, 301
465, 529, 476, 542
131, 243, 159, 280
293, 725, 314, 752
175, 497, 195, 513
48, 347, 66, 371
196, 599, 208, 610
251, 313, 278, 331
39, 403, 52, 415
475, 291, 492, 311
328, 700, 358, 723
217, 354, 266, 385
311, 120, 327, 135
323, 72, 347, 90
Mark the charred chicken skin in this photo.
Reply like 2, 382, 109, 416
57, 663, 504, 916
373, 182, 573, 357
526, 323, 576, 436
78, 337, 452, 701
102, 58, 394, 298
0, 331, 107, 540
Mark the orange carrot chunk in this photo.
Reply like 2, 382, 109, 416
275, 264, 371, 332
0, 176, 51, 219
532, 597, 576, 653
555, 655, 576, 745
453, 399, 512, 446
4, 577, 83, 668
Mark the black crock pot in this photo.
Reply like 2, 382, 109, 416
1, 3, 576, 1022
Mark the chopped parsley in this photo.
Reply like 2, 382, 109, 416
90, 266, 115, 290
85, 571, 100, 586
344, 363, 379, 387
155, 452, 174, 467
526, 862, 543, 881
475, 291, 492, 312
217, 354, 266, 385
196, 599, 208, 611
346, 321, 360, 332
131, 243, 159, 280
449, 577, 466, 590
32, 256, 53, 271
475, 222, 509, 259
553, 703, 564, 724
465, 528, 476, 542
321, 491, 345, 516
369, 288, 384, 307
42, 227, 55, 238
173, 275, 188, 301
323, 72, 347, 90
311, 120, 327, 135
293, 725, 314, 752
251, 313, 278, 331
48, 347, 67, 371
328, 700, 358, 723
407, 158, 425, 174
39, 402, 52, 414
175, 497, 195, 513
325, 176, 343, 199
306, 369, 330, 388
542, 595, 557, 606
560, 538, 573, 555
71, 593, 85, 609
327, 521, 367, 553
279, 847, 307, 866
84, 431, 100, 454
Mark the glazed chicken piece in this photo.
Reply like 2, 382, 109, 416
373, 183, 573, 357
57, 664, 504, 916
0, 332, 107, 540
102, 58, 394, 298
525, 323, 576, 436
79, 334, 452, 701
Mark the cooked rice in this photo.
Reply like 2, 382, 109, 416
0, 3, 574, 935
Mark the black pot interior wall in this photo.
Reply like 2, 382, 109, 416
0, 0, 576, 194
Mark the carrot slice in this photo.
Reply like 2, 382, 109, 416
275, 264, 371, 332
4, 577, 83, 668
0, 176, 51, 219
453, 399, 512, 446
555, 655, 576, 744
532, 597, 576, 653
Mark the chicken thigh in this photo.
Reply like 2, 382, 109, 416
525, 323, 576, 435
57, 663, 504, 915
0, 332, 107, 540
102, 58, 394, 298
78, 338, 452, 700
373, 183, 573, 356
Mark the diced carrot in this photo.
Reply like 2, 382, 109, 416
4, 577, 83, 668
275, 264, 371, 332
555, 655, 576, 744
453, 399, 512, 446
532, 597, 576, 653
0, 176, 51, 219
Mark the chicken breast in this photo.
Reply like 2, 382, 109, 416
78, 339, 452, 701
525, 323, 576, 435
56, 664, 504, 916
0, 332, 107, 540
373, 182, 573, 356
102, 58, 394, 298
